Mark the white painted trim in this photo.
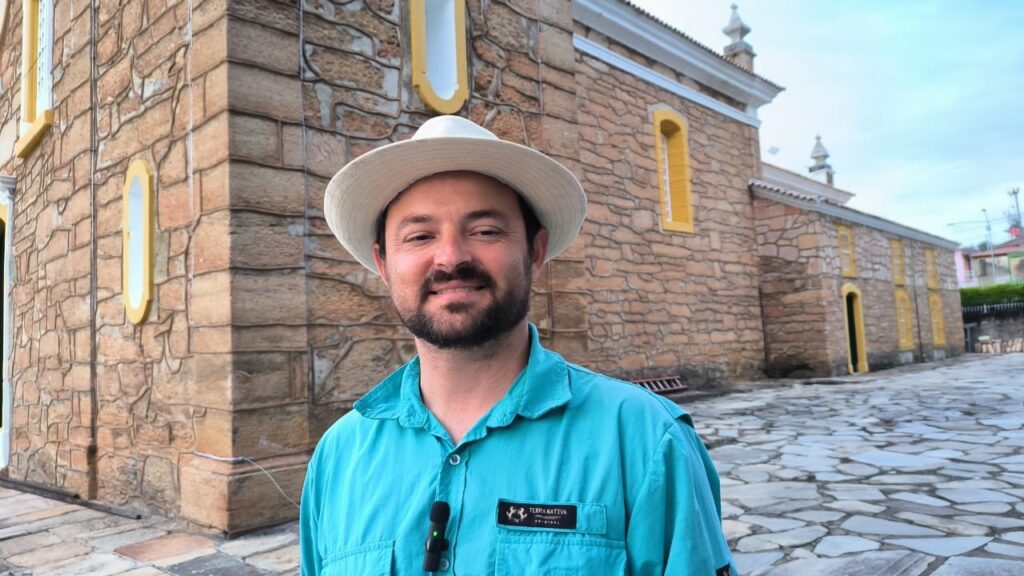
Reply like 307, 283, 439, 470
751, 180, 960, 250
574, 35, 761, 128
0, 176, 13, 472
573, 0, 782, 110
761, 164, 854, 205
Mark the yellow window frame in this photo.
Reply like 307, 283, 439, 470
837, 224, 857, 277
895, 288, 914, 350
123, 160, 154, 324
928, 292, 946, 346
653, 108, 694, 233
410, 0, 469, 114
14, 0, 53, 158
925, 248, 937, 289
890, 239, 905, 286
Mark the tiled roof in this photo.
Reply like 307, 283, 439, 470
750, 179, 960, 249
749, 178, 842, 205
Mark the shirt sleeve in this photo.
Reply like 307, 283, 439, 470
625, 418, 737, 576
300, 448, 322, 576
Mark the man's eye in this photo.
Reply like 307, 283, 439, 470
405, 234, 432, 243
474, 228, 501, 237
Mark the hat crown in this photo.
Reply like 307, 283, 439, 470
411, 115, 498, 141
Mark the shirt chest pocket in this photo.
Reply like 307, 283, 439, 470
322, 540, 393, 576
495, 533, 625, 575
494, 501, 625, 576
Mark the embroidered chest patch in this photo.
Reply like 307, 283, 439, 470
497, 500, 578, 530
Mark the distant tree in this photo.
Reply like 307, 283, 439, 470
976, 241, 993, 251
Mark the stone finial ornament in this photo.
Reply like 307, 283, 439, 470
810, 135, 830, 168
723, 4, 756, 71
809, 135, 835, 185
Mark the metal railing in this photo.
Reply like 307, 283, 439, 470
962, 301, 1024, 314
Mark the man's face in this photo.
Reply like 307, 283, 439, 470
372, 172, 549, 349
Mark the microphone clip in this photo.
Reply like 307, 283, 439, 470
423, 501, 451, 572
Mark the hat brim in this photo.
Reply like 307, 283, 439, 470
324, 136, 587, 274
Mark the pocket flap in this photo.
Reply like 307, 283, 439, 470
322, 540, 393, 575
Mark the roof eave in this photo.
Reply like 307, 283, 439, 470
574, 0, 784, 112
761, 163, 854, 205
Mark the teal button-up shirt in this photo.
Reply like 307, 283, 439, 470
300, 326, 736, 575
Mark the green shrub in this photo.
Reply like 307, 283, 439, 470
961, 283, 1024, 307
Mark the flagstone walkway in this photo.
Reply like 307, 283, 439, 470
0, 493, 298, 575
1, 353, 1023, 575
696, 352, 1024, 575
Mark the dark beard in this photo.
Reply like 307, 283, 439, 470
399, 262, 530, 350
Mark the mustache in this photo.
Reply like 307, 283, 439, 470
420, 264, 495, 300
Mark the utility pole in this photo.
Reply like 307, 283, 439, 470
983, 208, 995, 285
1010, 187, 1022, 229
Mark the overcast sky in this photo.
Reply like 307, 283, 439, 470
631, 0, 1024, 248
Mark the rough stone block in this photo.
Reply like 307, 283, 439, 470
229, 64, 302, 122
229, 162, 305, 215
230, 113, 281, 165
189, 271, 232, 326
228, 18, 299, 76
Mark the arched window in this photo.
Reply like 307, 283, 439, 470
652, 108, 693, 233
895, 288, 913, 350
123, 160, 153, 324
14, 0, 54, 157
410, 0, 469, 114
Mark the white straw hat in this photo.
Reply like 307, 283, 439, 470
324, 115, 587, 274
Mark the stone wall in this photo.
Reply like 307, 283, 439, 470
91, 0, 229, 520
964, 307, 1024, 352
1, 0, 99, 500
571, 25, 766, 384
754, 198, 837, 376
755, 193, 965, 377
0, 0, 236, 524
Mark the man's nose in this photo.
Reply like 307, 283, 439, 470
433, 232, 471, 269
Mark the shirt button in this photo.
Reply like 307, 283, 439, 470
439, 558, 450, 571
448, 454, 461, 466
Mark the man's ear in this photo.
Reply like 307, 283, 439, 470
530, 228, 550, 281
372, 243, 390, 285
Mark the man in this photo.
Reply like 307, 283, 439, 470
301, 115, 736, 575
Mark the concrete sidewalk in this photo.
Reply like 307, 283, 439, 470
2, 353, 1024, 575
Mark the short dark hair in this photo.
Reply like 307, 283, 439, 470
375, 178, 542, 260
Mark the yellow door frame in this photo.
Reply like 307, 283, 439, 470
841, 283, 869, 374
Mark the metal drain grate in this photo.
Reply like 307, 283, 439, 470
630, 376, 688, 395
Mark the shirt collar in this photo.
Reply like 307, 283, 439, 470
354, 324, 572, 430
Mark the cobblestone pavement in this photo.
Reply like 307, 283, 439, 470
2, 353, 1023, 575
694, 353, 1024, 575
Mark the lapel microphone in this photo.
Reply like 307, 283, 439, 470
423, 501, 451, 572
